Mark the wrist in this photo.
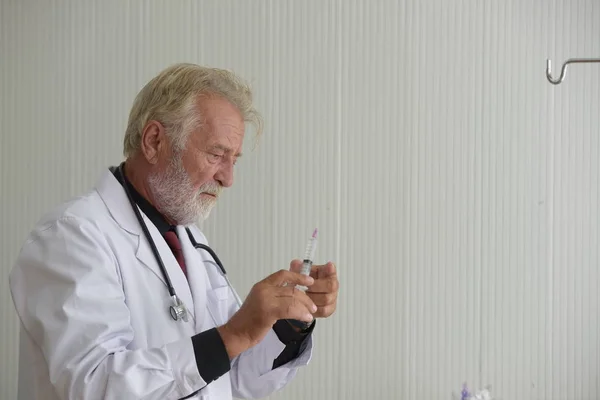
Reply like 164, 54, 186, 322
217, 323, 252, 359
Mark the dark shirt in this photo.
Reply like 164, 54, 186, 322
112, 164, 314, 388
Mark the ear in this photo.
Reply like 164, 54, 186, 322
140, 120, 167, 164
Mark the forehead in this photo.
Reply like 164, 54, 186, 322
189, 95, 245, 153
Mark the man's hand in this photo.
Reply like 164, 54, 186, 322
290, 259, 339, 318
217, 270, 316, 359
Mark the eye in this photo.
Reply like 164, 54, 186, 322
208, 153, 224, 163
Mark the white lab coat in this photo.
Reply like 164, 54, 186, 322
9, 169, 313, 400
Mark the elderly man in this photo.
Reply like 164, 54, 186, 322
9, 63, 339, 400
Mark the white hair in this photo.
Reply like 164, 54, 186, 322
123, 63, 263, 158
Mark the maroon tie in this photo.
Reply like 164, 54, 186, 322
163, 231, 187, 277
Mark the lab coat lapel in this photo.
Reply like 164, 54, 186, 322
135, 220, 196, 324
177, 226, 208, 332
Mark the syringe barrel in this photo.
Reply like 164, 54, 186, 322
299, 260, 313, 276
296, 230, 318, 291
303, 236, 318, 262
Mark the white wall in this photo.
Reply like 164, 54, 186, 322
1, 1, 599, 399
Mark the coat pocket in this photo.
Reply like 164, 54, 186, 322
206, 286, 230, 326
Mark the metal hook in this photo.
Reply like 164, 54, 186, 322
546, 58, 600, 85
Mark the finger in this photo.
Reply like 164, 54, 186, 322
309, 265, 319, 279
284, 303, 315, 323
306, 292, 337, 307
303, 262, 337, 280
307, 275, 339, 294
290, 259, 320, 280
275, 286, 317, 312
274, 289, 317, 322
314, 303, 337, 318
317, 262, 337, 279
267, 269, 314, 288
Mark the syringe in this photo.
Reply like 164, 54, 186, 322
296, 228, 318, 291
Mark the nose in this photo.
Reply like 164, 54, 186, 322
214, 161, 234, 188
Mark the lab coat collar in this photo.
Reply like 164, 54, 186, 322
96, 167, 143, 236
116, 165, 172, 235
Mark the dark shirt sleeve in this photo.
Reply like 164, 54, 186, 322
271, 319, 316, 369
191, 328, 231, 384
191, 320, 314, 380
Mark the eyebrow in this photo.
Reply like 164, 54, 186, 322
209, 144, 243, 158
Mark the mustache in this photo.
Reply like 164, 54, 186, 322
197, 183, 222, 196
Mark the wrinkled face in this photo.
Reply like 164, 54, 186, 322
147, 95, 245, 225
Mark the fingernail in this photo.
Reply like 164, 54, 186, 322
307, 276, 314, 285
305, 313, 314, 322
311, 304, 317, 313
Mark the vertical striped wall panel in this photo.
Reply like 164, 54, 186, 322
1, 1, 599, 399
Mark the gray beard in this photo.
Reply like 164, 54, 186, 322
147, 157, 221, 225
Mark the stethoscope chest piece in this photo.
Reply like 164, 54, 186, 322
169, 295, 189, 322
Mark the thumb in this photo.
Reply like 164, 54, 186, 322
289, 259, 303, 273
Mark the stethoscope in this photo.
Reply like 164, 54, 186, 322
117, 165, 242, 322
